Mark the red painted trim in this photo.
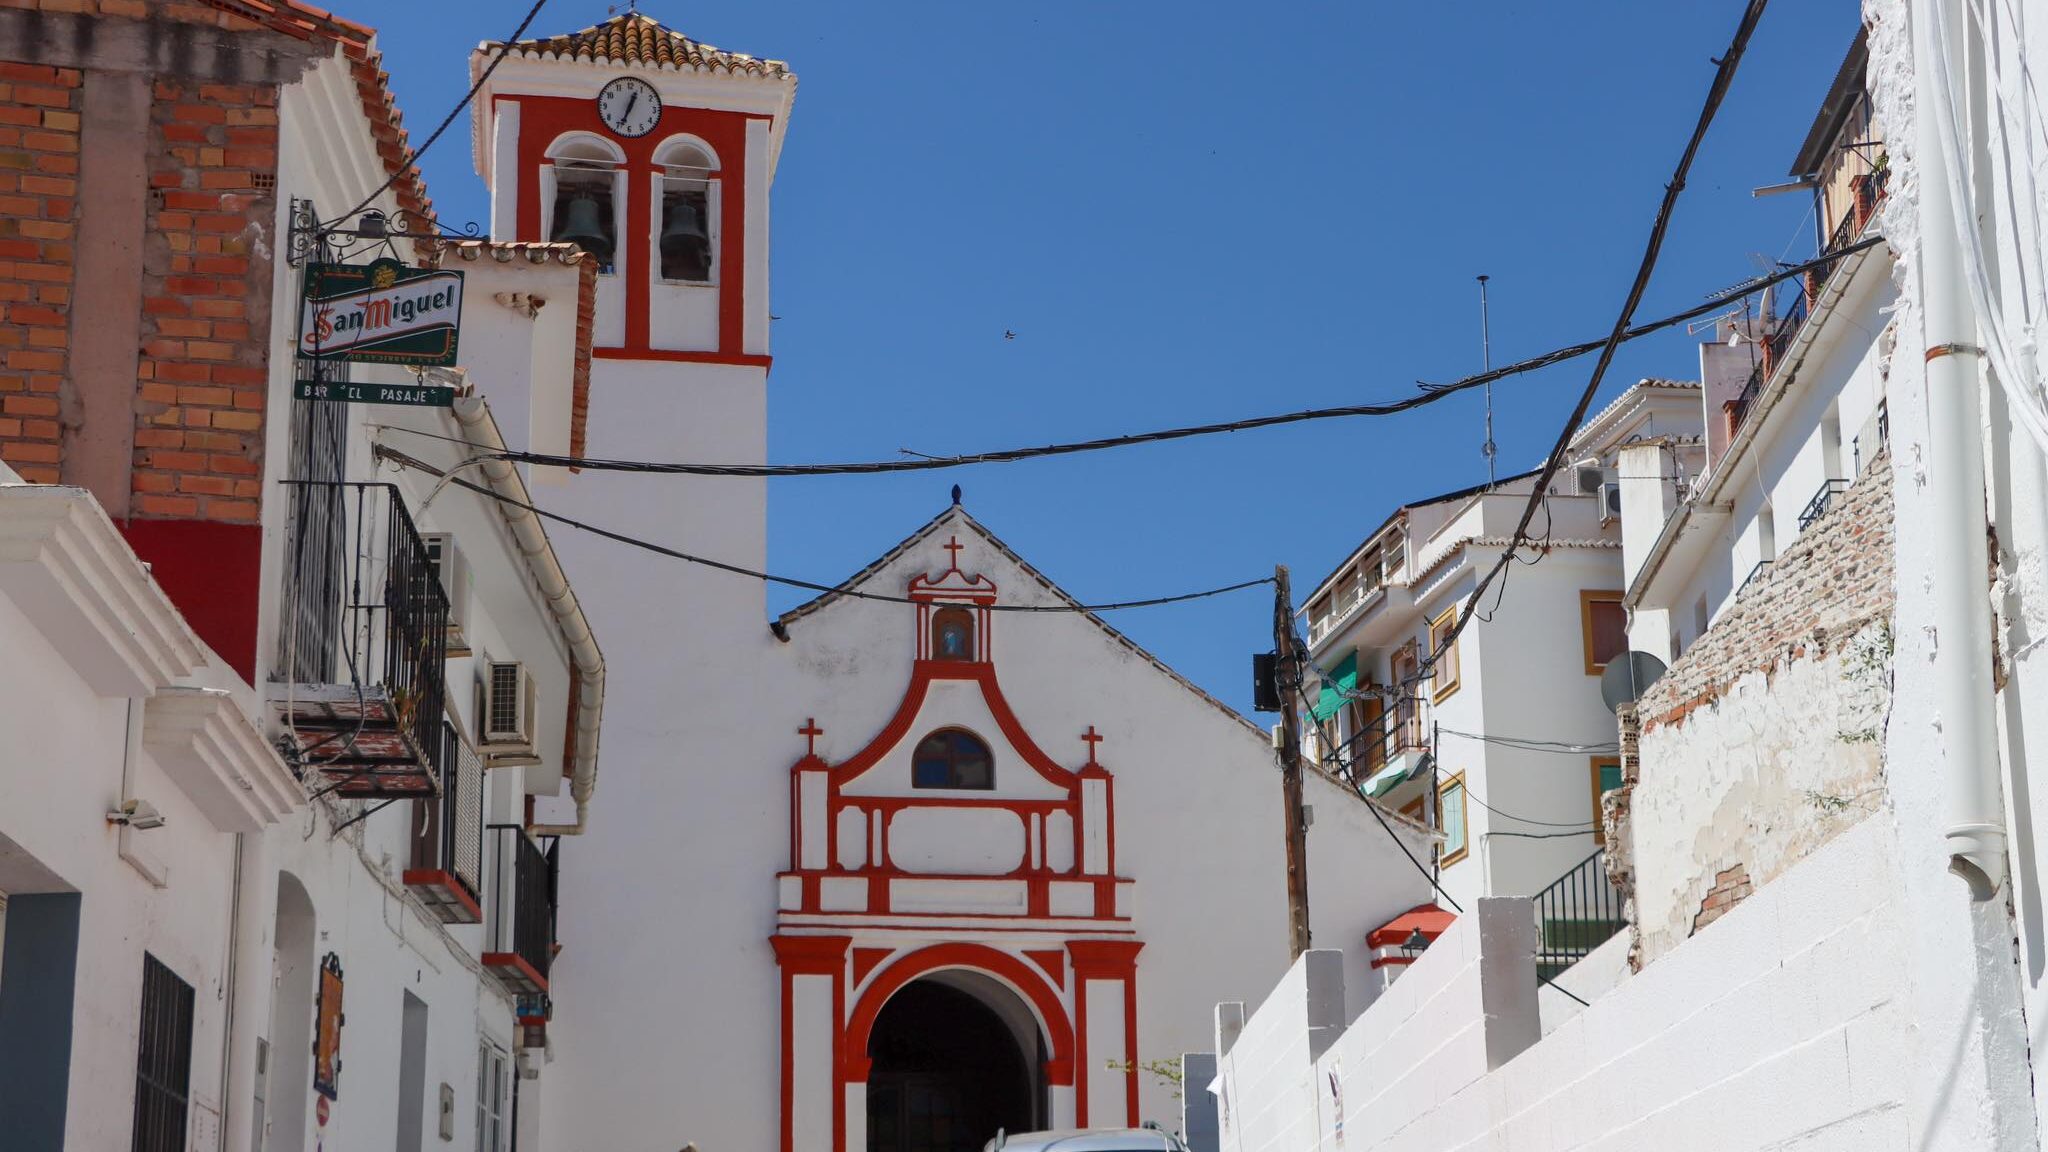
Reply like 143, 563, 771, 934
770, 933, 850, 975
1068, 939, 1144, 980
1369, 954, 1415, 970
399, 869, 483, 924
1025, 949, 1067, 988
850, 947, 892, 989
592, 347, 772, 367
118, 519, 261, 683
771, 935, 848, 1152
842, 943, 1076, 1087
1365, 903, 1455, 949
1123, 972, 1140, 1122
510, 94, 753, 359
830, 660, 1080, 790
479, 952, 548, 995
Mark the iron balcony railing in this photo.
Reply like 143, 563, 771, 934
1327, 700, 1428, 792
1533, 848, 1626, 981
1798, 478, 1849, 533
487, 825, 559, 990
407, 720, 486, 922
275, 481, 449, 791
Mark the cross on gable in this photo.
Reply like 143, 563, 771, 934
1081, 725, 1104, 763
943, 535, 965, 568
798, 718, 823, 757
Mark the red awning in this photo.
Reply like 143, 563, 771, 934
1365, 903, 1456, 949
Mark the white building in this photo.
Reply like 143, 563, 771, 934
1297, 380, 1701, 933
1187, 6, 2048, 1150
440, 12, 1439, 1151
0, 6, 603, 1152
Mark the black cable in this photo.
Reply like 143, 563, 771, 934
1291, 647, 1464, 914
1400, 0, 1774, 700
326, 0, 551, 231
395, 239, 1876, 478
374, 457, 1273, 614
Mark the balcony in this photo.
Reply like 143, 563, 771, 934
1332, 702, 1430, 800
483, 825, 559, 996
1726, 167, 1888, 441
271, 482, 449, 799
1797, 478, 1848, 533
403, 720, 485, 924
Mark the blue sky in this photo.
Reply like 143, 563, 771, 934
349, 0, 1860, 716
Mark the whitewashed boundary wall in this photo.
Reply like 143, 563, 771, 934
1210, 816, 1911, 1151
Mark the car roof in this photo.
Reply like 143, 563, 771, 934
989, 1129, 1181, 1151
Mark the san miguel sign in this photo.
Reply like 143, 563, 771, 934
300, 258, 462, 366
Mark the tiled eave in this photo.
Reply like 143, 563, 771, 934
144, 687, 302, 832
0, 485, 205, 696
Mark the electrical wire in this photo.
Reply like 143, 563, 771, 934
1401, 0, 1774, 701
372, 453, 1273, 614
1437, 727, 1619, 755
326, 0, 551, 231
382, 241, 1877, 478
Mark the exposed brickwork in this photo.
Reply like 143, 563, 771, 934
1639, 451, 1896, 731
1690, 862, 1753, 934
131, 75, 279, 523
0, 61, 80, 483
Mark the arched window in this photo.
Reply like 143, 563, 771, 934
546, 135, 624, 272
913, 729, 993, 790
653, 136, 719, 284
931, 607, 975, 662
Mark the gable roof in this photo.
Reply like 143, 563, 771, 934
777, 504, 1265, 738
485, 12, 792, 78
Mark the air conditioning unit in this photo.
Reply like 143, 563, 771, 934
1600, 480, 1624, 523
480, 661, 536, 755
1575, 464, 1607, 494
422, 533, 471, 653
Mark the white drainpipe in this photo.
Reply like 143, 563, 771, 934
448, 395, 604, 835
1916, 0, 2007, 898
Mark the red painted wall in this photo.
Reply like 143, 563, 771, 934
121, 518, 262, 683
506, 93, 759, 360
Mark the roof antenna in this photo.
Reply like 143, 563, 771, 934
1478, 274, 1496, 483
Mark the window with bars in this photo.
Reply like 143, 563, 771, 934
132, 953, 195, 1152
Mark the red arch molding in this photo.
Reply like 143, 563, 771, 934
841, 942, 1076, 1087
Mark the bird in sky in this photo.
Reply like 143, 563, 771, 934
1003, 329, 1017, 341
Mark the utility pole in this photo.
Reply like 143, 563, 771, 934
1274, 564, 1312, 959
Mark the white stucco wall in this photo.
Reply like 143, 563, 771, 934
1214, 816, 1913, 1152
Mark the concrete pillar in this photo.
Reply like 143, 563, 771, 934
1180, 1052, 1219, 1152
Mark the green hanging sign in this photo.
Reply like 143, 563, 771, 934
293, 379, 455, 407
299, 258, 463, 366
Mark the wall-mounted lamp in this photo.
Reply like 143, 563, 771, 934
107, 798, 166, 830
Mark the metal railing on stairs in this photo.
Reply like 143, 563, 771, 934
1533, 848, 1625, 983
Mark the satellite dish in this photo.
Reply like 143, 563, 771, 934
1600, 650, 1669, 714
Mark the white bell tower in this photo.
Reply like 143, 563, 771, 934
468, 17, 801, 1149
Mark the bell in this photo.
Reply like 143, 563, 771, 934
660, 199, 710, 271
554, 195, 611, 262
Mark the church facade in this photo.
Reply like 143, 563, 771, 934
464, 14, 1435, 1150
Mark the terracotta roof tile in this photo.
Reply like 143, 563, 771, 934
489, 13, 790, 78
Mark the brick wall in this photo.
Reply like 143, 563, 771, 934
133, 76, 278, 523
0, 61, 79, 484
1637, 452, 1895, 730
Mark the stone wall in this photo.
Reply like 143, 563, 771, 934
1615, 453, 1894, 966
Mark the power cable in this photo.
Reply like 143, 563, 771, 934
1437, 727, 1619, 755
371, 449, 1272, 614
384, 241, 1876, 478
1401, 0, 1774, 701
327, 0, 551, 231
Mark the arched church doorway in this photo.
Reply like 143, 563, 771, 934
866, 971, 1043, 1152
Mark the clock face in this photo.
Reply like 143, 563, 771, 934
596, 77, 662, 138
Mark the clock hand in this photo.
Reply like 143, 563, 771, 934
623, 91, 638, 121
